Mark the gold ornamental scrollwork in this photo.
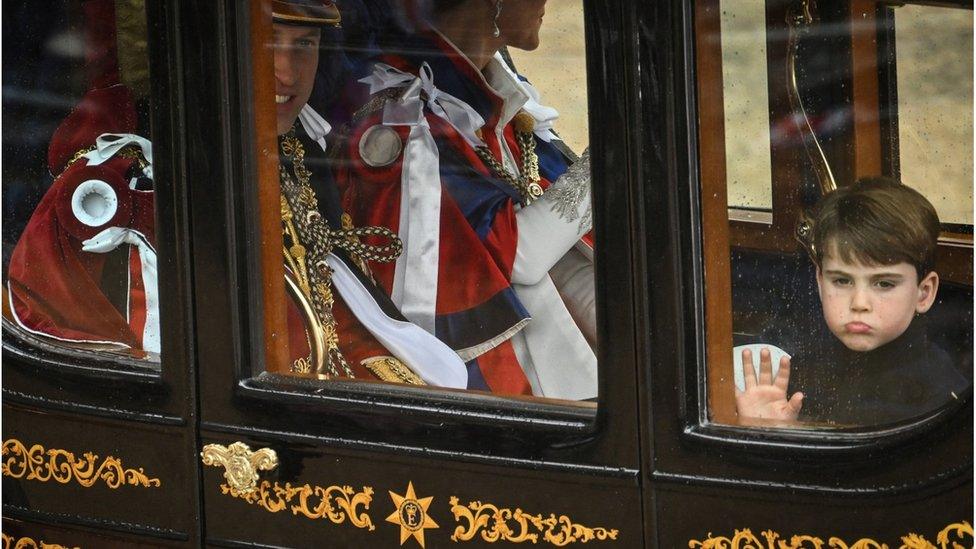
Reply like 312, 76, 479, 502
218, 480, 375, 531
903, 521, 974, 549
200, 442, 374, 531
1, 439, 161, 489
200, 442, 278, 494
1, 533, 79, 549
688, 521, 973, 549
448, 497, 619, 546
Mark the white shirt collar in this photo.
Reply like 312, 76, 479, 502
299, 104, 332, 152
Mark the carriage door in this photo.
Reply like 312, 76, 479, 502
638, 0, 973, 545
185, 0, 652, 547
2, 0, 202, 546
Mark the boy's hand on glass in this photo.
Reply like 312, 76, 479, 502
735, 347, 803, 421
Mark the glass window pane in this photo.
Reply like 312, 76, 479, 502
895, 5, 973, 227
696, 2, 973, 430
720, 0, 773, 212
3, 0, 160, 364
255, 0, 597, 405
509, 4, 588, 153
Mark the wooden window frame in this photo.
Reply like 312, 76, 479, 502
205, 1, 647, 461
694, 0, 973, 426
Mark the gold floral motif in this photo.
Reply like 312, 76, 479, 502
1, 439, 160, 489
219, 480, 375, 531
687, 521, 973, 549
1, 533, 79, 549
448, 497, 619, 546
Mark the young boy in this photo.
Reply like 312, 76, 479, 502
736, 178, 970, 425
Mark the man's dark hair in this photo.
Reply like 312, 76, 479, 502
808, 177, 941, 280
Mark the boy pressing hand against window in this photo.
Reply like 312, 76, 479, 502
736, 178, 969, 425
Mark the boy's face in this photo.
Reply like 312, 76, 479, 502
817, 245, 939, 352
273, 23, 321, 135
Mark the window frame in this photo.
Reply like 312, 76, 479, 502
876, 1, 974, 284
683, 0, 973, 455
191, 0, 644, 470
0, 0, 194, 424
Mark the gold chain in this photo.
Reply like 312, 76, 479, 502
65, 144, 149, 173
280, 131, 353, 379
279, 128, 406, 380
474, 111, 543, 206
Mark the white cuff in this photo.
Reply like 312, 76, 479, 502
511, 151, 592, 285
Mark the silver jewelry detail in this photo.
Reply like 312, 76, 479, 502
547, 148, 592, 234
492, 0, 503, 38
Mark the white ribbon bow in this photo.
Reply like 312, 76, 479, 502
360, 62, 486, 147
83, 133, 154, 179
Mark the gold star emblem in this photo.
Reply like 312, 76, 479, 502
386, 481, 438, 547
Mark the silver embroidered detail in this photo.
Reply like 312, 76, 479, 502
547, 148, 592, 233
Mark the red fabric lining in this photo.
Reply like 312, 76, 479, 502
476, 340, 532, 396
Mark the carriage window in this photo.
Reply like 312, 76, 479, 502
2, 0, 160, 364
893, 4, 973, 228
250, 0, 598, 406
695, 1, 973, 429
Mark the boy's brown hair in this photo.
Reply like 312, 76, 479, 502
803, 177, 941, 280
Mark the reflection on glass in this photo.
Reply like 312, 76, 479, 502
895, 5, 973, 226
266, 1, 597, 402
720, 0, 773, 211
2, 0, 159, 363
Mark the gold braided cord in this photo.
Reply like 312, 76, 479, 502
329, 225, 402, 263
280, 137, 352, 379
279, 128, 411, 382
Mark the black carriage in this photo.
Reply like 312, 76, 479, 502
2, 1, 972, 547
